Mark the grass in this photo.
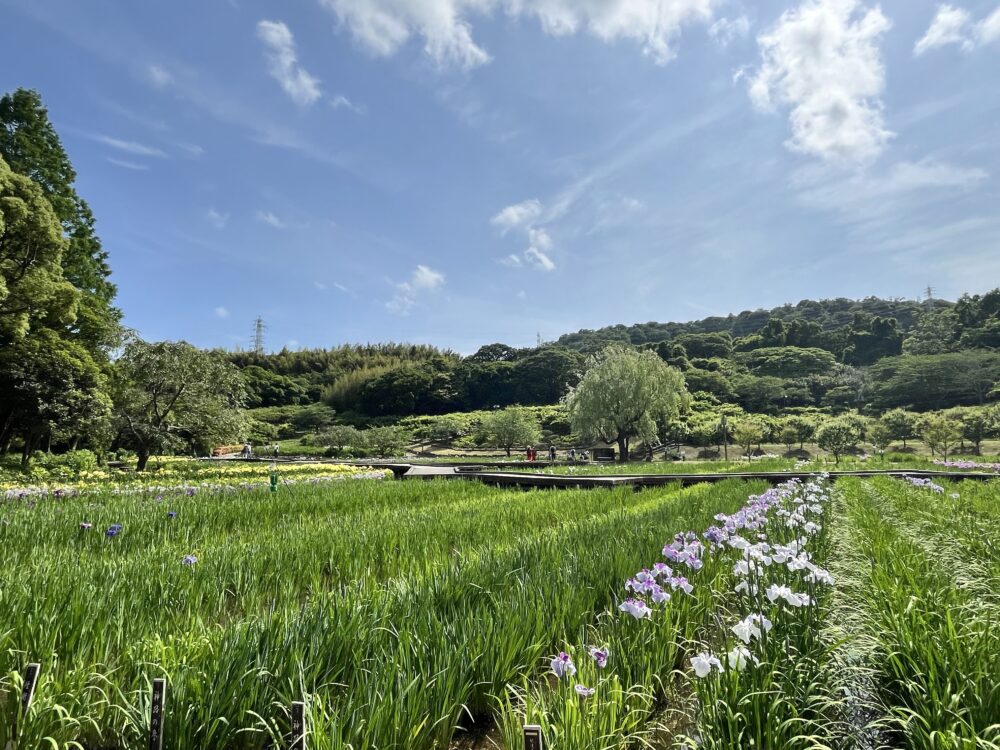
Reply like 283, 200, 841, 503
2, 471, 998, 749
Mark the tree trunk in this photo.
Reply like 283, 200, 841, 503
136, 452, 151, 471
617, 437, 629, 464
505, 446, 511, 457
21, 432, 35, 467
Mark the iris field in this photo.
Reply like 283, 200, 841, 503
1, 470, 998, 749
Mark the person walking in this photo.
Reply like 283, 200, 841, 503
549, 445, 556, 462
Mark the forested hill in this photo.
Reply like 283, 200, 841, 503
231, 290, 1000, 431
556, 296, 948, 352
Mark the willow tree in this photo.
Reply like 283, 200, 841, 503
564, 345, 689, 463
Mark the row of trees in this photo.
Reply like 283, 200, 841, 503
0, 88, 252, 471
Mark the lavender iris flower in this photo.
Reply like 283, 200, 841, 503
589, 647, 608, 668
574, 684, 595, 698
550, 652, 576, 679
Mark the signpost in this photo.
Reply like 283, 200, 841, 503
5, 663, 41, 750
523, 724, 544, 750
290, 700, 305, 750
149, 679, 166, 750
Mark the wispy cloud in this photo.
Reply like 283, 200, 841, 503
145, 63, 174, 88
214, 306, 230, 318
387, 265, 445, 314
94, 134, 168, 158
107, 157, 149, 170
330, 94, 365, 114
709, 15, 751, 46
257, 20, 322, 106
256, 210, 286, 229
491, 199, 543, 233
914, 3, 1000, 55
492, 200, 556, 271
206, 208, 230, 229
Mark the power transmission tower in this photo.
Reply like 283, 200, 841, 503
252, 316, 266, 355
924, 286, 935, 311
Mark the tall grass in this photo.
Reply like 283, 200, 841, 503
836, 477, 1000, 749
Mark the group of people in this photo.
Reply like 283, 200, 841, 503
240, 443, 281, 458
525, 445, 589, 462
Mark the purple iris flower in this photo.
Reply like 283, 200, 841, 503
550, 652, 576, 679
182, 554, 197, 566
574, 684, 595, 698
167, 511, 177, 518
106, 523, 122, 538
589, 647, 608, 668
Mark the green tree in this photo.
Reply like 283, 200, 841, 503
477, 407, 542, 458
902, 309, 960, 355
0, 154, 78, 341
920, 415, 962, 459
564, 345, 689, 463
511, 347, 583, 405
816, 419, 860, 463
362, 426, 411, 458
880, 409, 918, 448
111, 340, 247, 470
0, 88, 115, 303
733, 419, 767, 459
0, 328, 110, 463
866, 422, 891, 455
743, 346, 837, 378
779, 425, 798, 453
784, 416, 816, 450
947, 407, 995, 455
316, 425, 362, 455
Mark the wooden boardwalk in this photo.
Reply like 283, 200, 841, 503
402, 467, 999, 489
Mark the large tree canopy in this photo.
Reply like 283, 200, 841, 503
0, 154, 78, 342
112, 340, 248, 470
564, 345, 689, 463
0, 88, 115, 303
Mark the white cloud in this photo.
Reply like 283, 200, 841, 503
492, 200, 558, 270
794, 158, 989, 218
207, 208, 230, 229
319, 0, 717, 69
256, 210, 287, 228
107, 157, 149, 170
145, 64, 174, 88
387, 264, 446, 314
525, 245, 556, 271
179, 143, 205, 157
913, 2, 1000, 54
257, 20, 322, 106
95, 135, 168, 158
491, 198, 543, 232
314, 281, 328, 290
709, 15, 750, 45
215, 306, 230, 318
981, 5, 1000, 44
748, 0, 892, 163
914, 5, 973, 54
330, 94, 365, 113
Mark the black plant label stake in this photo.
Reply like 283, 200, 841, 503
148, 679, 166, 750
523, 724, 544, 750
290, 700, 305, 750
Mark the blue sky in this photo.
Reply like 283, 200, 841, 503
1, 0, 998, 353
